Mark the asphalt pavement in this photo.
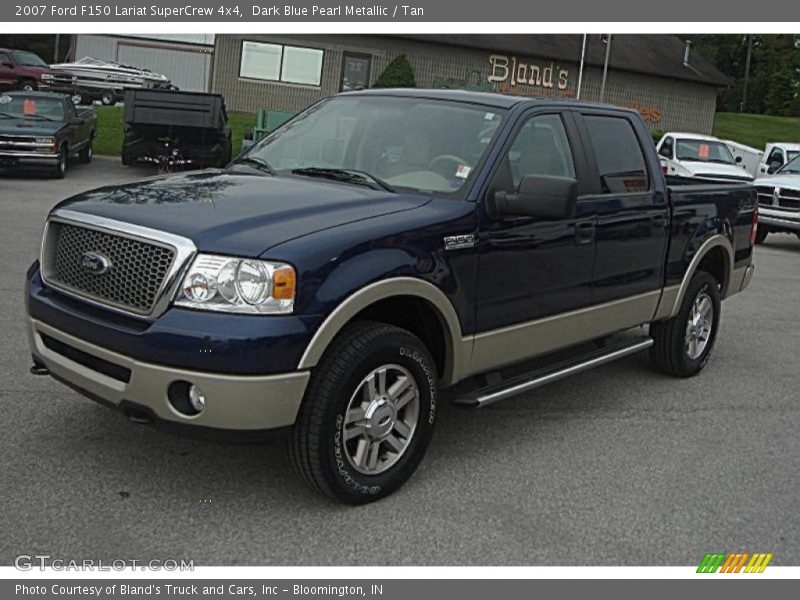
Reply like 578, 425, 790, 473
1, 158, 798, 566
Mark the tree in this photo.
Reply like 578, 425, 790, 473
372, 54, 416, 88
692, 34, 800, 117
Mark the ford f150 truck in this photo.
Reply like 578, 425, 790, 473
25, 90, 756, 503
0, 91, 96, 178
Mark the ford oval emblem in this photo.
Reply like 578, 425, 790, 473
80, 251, 111, 275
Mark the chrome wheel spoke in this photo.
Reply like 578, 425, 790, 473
385, 434, 404, 453
344, 424, 365, 442
366, 440, 381, 470
387, 375, 412, 402
345, 406, 365, 425
393, 418, 412, 438
395, 388, 417, 410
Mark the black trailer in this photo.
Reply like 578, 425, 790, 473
121, 89, 232, 171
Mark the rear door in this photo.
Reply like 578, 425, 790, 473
573, 109, 669, 305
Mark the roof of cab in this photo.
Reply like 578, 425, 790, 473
662, 132, 722, 141
338, 87, 638, 114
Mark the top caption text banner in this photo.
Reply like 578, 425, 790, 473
4, 1, 800, 23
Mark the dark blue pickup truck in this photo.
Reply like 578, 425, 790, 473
25, 89, 756, 503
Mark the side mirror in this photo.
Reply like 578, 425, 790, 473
767, 161, 781, 174
490, 175, 578, 220
735, 155, 742, 163
1, 61, 13, 68
69, 117, 84, 126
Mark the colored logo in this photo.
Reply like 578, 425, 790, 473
697, 552, 773, 573
80, 251, 111, 275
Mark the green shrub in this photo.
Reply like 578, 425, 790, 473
373, 54, 416, 88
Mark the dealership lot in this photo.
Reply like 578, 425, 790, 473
1, 158, 798, 565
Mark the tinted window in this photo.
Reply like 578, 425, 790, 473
502, 114, 575, 191
584, 115, 649, 193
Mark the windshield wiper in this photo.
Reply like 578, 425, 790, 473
18, 114, 59, 122
290, 167, 395, 193
231, 155, 274, 174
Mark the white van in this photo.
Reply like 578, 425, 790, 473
655, 132, 754, 183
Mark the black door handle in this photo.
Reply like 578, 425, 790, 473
575, 220, 595, 246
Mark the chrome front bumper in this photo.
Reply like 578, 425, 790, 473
760, 207, 800, 232
27, 318, 310, 431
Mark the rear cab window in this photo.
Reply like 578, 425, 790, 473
582, 115, 650, 194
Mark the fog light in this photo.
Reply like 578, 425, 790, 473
167, 380, 206, 417
188, 385, 206, 413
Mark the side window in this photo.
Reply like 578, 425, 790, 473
583, 115, 650, 194
660, 136, 674, 158
768, 148, 784, 165
0, 53, 10, 68
498, 114, 576, 193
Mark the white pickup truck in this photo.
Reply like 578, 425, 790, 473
754, 153, 800, 243
757, 143, 800, 178
656, 132, 754, 183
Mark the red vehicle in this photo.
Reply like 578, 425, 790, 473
0, 48, 71, 92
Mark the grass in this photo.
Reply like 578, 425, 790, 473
92, 105, 256, 158
713, 112, 800, 150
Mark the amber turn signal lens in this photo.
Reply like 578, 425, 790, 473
272, 266, 296, 300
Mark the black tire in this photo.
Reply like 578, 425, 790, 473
100, 90, 116, 106
650, 271, 721, 377
52, 145, 67, 179
18, 78, 37, 91
291, 321, 438, 504
755, 226, 769, 244
78, 136, 93, 163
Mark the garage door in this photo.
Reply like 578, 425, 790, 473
116, 43, 212, 93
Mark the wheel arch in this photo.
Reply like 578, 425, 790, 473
297, 277, 467, 386
664, 234, 734, 319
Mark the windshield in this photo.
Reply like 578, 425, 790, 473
240, 96, 505, 196
778, 155, 800, 175
0, 94, 64, 120
676, 139, 736, 164
787, 150, 799, 162
12, 51, 48, 68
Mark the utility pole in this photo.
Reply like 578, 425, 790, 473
53, 33, 60, 63
741, 34, 753, 113
576, 34, 587, 100
599, 34, 612, 103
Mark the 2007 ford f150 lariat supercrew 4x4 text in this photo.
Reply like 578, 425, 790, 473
25, 90, 756, 503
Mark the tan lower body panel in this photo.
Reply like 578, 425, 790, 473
466, 290, 661, 376
28, 318, 310, 430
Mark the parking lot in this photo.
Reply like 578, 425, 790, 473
1, 158, 798, 566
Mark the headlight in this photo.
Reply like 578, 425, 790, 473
174, 254, 296, 314
41, 73, 54, 81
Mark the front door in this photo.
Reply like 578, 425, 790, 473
0, 53, 15, 90
473, 110, 596, 370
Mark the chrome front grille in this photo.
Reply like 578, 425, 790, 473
45, 221, 176, 315
756, 186, 800, 211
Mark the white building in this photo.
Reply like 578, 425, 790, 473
72, 34, 214, 93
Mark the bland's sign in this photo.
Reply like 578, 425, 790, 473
488, 54, 569, 90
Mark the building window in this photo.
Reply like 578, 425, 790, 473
239, 41, 323, 86
340, 53, 371, 91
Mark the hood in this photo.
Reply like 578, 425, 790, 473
21, 65, 59, 77
678, 160, 753, 180
756, 173, 800, 189
53, 170, 432, 257
0, 118, 60, 136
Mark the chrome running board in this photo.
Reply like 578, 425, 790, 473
454, 337, 654, 408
